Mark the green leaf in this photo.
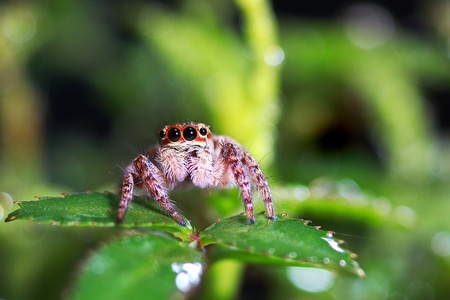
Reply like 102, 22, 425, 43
5, 192, 192, 236
71, 232, 204, 300
201, 213, 365, 277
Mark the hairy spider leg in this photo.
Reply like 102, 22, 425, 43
118, 154, 186, 226
242, 152, 277, 221
222, 143, 255, 224
117, 173, 134, 222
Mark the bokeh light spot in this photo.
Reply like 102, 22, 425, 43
264, 45, 284, 66
1, 8, 37, 44
344, 3, 395, 49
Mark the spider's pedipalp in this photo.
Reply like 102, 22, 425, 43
157, 148, 188, 183
188, 148, 218, 188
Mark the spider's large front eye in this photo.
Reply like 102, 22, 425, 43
168, 128, 181, 142
183, 127, 197, 141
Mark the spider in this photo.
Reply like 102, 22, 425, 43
116, 122, 277, 226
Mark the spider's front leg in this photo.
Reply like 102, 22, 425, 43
117, 172, 134, 222
116, 154, 187, 226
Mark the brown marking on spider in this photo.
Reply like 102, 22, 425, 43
116, 122, 277, 226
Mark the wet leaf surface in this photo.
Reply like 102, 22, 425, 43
5, 193, 365, 278
201, 213, 365, 277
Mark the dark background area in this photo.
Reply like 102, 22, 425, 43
26, 0, 450, 190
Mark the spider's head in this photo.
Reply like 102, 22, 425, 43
158, 122, 212, 149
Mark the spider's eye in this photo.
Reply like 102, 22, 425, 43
199, 127, 207, 136
167, 128, 181, 142
183, 127, 197, 141
159, 130, 166, 139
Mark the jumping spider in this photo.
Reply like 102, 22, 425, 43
117, 122, 277, 226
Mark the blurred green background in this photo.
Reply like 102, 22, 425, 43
1, 0, 450, 299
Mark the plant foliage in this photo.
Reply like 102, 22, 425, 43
6, 192, 365, 298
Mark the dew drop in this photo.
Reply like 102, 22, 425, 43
175, 272, 191, 293
339, 259, 347, 267
172, 262, 203, 293
309, 256, 318, 263
322, 237, 346, 253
